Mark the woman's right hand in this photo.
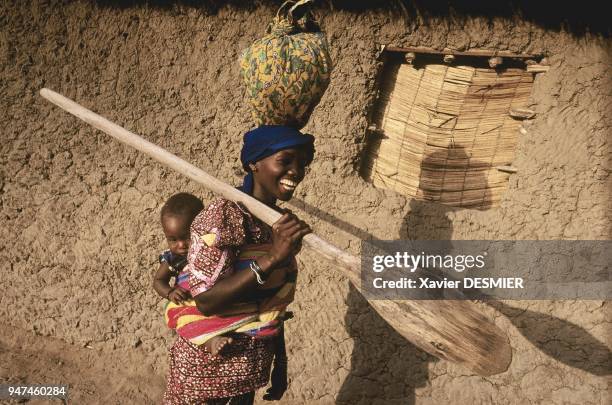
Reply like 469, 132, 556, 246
268, 213, 311, 265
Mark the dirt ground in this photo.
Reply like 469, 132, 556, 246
0, 324, 165, 404
1, 1, 610, 404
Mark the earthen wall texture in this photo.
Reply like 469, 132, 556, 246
1, 1, 610, 404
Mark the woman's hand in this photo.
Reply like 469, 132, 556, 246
168, 287, 190, 304
263, 357, 288, 401
268, 213, 311, 265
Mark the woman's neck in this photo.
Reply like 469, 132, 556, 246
251, 184, 277, 207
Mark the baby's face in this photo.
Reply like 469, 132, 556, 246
162, 215, 191, 257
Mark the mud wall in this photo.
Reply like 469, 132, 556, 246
1, 1, 610, 404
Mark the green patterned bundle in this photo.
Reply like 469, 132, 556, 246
240, 0, 332, 129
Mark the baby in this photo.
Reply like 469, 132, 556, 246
153, 192, 203, 304
153, 192, 232, 355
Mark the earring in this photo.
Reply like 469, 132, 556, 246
249, 163, 257, 172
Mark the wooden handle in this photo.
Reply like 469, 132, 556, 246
40, 88, 512, 376
39, 89, 359, 279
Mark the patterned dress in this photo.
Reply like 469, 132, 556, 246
163, 199, 276, 404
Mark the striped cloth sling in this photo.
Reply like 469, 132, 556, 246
164, 243, 296, 345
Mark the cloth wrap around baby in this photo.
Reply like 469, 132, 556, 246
165, 243, 296, 345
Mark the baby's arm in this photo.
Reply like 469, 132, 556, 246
153, 262, 189, 304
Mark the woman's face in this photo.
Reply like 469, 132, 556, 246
251, 147, 310, 203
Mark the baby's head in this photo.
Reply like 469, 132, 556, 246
161, 193, 204, 257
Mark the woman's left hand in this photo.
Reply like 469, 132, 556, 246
263, 358, 288, 401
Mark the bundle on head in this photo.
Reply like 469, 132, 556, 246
240, 0, 333, 129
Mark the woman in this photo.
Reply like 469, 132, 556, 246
164, 125, 314, 405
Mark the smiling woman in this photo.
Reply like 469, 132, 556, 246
163, 125, 314, 404
239, 125, 315, 201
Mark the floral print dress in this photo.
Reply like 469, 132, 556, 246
163, 199, 276, 404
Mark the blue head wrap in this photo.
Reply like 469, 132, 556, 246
239, 125, 315, 194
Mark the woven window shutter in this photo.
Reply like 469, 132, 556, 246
361, 61, 533, 209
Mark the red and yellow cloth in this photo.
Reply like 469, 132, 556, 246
164, 243, 296, 345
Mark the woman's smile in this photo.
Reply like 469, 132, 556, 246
279, 178, 298, 193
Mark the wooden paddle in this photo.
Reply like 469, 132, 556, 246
40, 88, 512, 376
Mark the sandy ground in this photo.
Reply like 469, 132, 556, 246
0, 325, 165, 404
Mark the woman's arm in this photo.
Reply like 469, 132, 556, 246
193, 254, 279, 315
193, 212, 310, 315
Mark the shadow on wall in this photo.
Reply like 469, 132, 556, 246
291, 146, 609, 402
93, 0, 610, 37
336, 201, 456, 403
403, 151, 611, 378
399, 146, 472, 239
404, 151, 611, 378
336, 283, 436, 405
488, 301, 611, 376
337, 149, 460, 403
288, 197, 377, 241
